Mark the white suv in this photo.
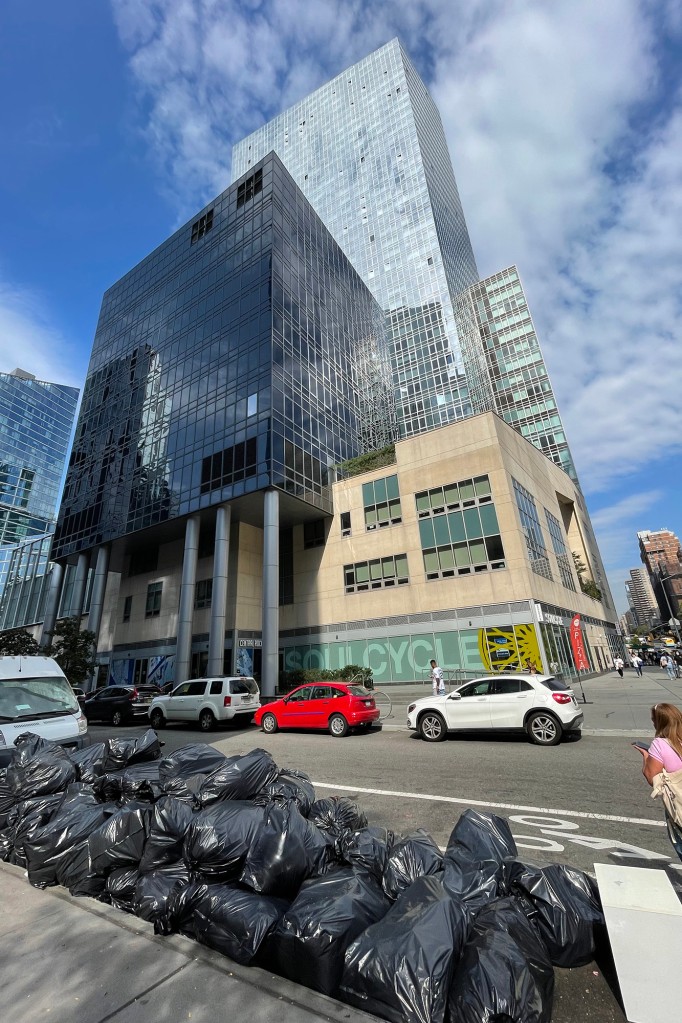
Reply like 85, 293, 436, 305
407, 674, 583, 746
148, 676, 260, 732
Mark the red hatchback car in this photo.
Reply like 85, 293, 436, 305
254, 682, 380, 737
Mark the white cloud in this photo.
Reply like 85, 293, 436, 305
109, 0, 682, 493
590, 490, 665, 612
0, 277, 82, 389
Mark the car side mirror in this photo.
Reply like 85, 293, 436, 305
448, 692, 462, 701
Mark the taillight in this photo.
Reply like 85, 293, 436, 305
552, 693, 572, 705
223, 696, 232, 707
132, 688, 138, 699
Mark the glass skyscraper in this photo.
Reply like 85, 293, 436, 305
232, 38, 482, 438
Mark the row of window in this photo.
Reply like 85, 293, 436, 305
121, 578, 214, 622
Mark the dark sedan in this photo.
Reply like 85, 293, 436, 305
83, 685, 160, 726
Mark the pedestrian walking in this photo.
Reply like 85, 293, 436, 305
636, 703, 682, 862
430, 658, 445, 696
661, 653, 676, 680
631, 654, 643, 678
613, 656, 624, 678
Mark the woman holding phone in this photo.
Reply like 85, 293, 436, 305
636, 703, 682, 860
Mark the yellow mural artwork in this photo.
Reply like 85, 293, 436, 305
478, 624, 542, 673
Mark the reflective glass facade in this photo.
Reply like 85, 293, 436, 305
232, 38, 482, 438
53, 153, 395, 560
456, 266, 578, 480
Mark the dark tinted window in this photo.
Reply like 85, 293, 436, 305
459, 680, 491, 697
519, 680, 533, 692
492, 678, 520, 695
538, 676, 569, 692
329, 687, 346, 699
230, 677, 259, 695
210, 680, 223, 695
188, 680, 208, 696
311, 686, 332, 700
348, 685, 369, 696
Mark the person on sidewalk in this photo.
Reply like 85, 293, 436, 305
661, 653, 676, 680
631, 653, 643, 677
637, 703, 682, 862
430, 659, 445, 696
613, 656, 624, 678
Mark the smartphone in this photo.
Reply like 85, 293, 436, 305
631, 741, 650, 752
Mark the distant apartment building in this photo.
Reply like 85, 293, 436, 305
638, 529, 682, 622
625, 566, 658, 627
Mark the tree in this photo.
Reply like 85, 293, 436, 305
0, 628, 41, 656
571, 551, 602, 601
48, 617, 97, 686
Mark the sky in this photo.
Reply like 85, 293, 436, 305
1, 0, 681, 613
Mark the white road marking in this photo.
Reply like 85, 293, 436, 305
311, 780, 666, 828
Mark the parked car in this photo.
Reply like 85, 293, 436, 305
254, 682, 380, 737
406, 674, 583, 746
83, 685, 160, 726
72, 687, 86, 708
0, 656, 88, 765
148, 676, 260, 732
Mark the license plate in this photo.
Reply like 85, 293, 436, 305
242, 696, 253, 702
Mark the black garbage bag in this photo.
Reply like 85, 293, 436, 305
255, 769, 316, 817
134, 861, 191, 924
139, 796, 195, 872
270, 867, 391, 995
183, 802, 265, 882
158, 744, 228, 786
70, 742, 108, 784
103, 729, 162, 771
240, 802, 333, 897
198, 749, 279, 807
509, 861, 605, 967
442, 809, 517, 913
92, 770, 126, 803
106, 866, 139, 912
447, 897, 554, 1023
154, 878, 208, 936
308, 796, 368, 837
25, 786, 110, 889
0, 768, 15, 828
6, 734, 76, 799
5, 793, 65, 867
382, 829, 443, 901
88, 804, 151, 876
163, 773, 207, 804
339, 826, 395, 883
189, 883, 289, 965
56, 840, 107, 899
340, 875, 469, 1023
120, 762, 164, 803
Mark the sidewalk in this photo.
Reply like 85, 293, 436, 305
0, 860, 377, 1023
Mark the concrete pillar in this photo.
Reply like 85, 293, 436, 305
39, 562, 64, 649
69, 552, 90, 618
207, 504, 231, 676
175, 515, 200, 685
261, 489, 279, 698
87, 545, 110, 643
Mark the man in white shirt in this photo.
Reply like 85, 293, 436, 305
430, 659, 445, 696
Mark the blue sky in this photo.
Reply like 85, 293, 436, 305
1, 0, 681, 613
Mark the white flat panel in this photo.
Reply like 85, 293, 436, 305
596, 863, 682, 915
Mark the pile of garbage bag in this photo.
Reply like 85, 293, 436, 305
0, 731, 607, 1023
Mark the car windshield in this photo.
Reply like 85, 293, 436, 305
348, 685, 370, 696
230, 677, 259, 695
0, 676, 80, 721
537, 676, 570, 692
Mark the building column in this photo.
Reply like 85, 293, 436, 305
261, 488, 279, 699
175, 515, 201, 685
39, 561, 64, 649
69, 552, 90, 618
207, 504, 231, 676
87, 545, 110, 644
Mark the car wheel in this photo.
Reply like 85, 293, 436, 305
527, 711, 562, 746
150, 708, 166, 730
261, 712, 279, 734
418, 711, 447, 742
111, 710, 124, 727
329, 713, 349, 737
199, 709, 216, 732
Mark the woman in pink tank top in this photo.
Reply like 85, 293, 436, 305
641, 703, 682, 784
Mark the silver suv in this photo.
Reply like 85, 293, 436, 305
148, 676, 260, 732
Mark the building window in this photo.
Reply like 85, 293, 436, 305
200, 437, 258, 494
280, 528, 294, 606
237, 168, 263, 208
247, 393, 258, 417
304, 519, 326, 549
190, 208, 213, 244
340, 511, 351, 537
363, 474, 402, 531
122, 595, 133, 623
417, 474, 505, 579
512, 479, 552, 580
545, 509, 577, 591
344, 554, 409, 594
194, 578, 213, 610
145, 581, 162, 618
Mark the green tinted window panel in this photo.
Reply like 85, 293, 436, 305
474, 475, 491, 497
365, 507, 377, 526
479, 504, 499, 536
377, 503, 389, 523
447, 511, 466, 543
433, 515, 450, 546
362, 482, 374, 507
389, 499, 402, 519
424, 549, 440, 574
454, 543, 471, 567
463, 507, 483, 539
438, 546, 455, 571
443, 484, 459, 505
469, 539, 487, 565
486, 535, 505, 561
386, 475, 400, 500
395, 554, 408, 578
429, 487, 444, 508
416, 492, 430, 514
370, 560, 382, 580
459, 479, 475, 501
356, 563, 370, 583
374, 477, 387, 503
382, 557, 395, 578
419, 519, 435, 549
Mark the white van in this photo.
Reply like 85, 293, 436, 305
0, 656, 88, 766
